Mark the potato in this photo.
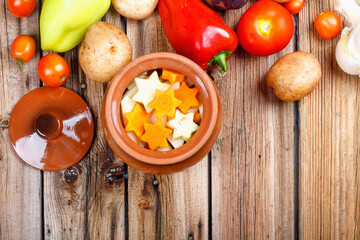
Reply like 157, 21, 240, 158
79, 22, 132, 83
266, 51, 321, 101
112, 0, 158, 20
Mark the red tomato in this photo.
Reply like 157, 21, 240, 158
237, 0, 294, 56
38, 54, 70, 88
272, 0, 290, 2
284, 0, 305, 15
7, 0, 36, 18
11, 35, 36, 71
314, 11, 342, 40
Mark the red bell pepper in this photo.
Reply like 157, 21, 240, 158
158, 0, 239, 75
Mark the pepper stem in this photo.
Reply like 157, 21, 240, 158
16, 58, 24, 71
207, 50, 232, 76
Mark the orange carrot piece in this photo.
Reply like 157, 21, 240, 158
193, 112, 201, 123
140, 119, 173, 150
124, 103, 151, 138
149, 89, 182, 119
161, 69, 185, 84
175, 82, 200, 114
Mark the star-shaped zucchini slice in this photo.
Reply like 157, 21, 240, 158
132, 71, 170, 113
175, 82, 200, 114
140, 119, 173, 150
124, 103, 151, 138
167, 110, 199, 142
149, 89, 182, 119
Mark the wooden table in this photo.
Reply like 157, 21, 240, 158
1, 0, 359, 239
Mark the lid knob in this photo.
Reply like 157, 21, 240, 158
35, 113, 62, 140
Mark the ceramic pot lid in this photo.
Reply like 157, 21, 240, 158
9, 87, 94, 171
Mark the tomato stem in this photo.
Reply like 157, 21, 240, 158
16, 58, 24, 71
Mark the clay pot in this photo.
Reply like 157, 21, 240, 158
101, 52, 222, 174
9, 87, 94, 171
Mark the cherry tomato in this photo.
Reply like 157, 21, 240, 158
11, 35, 36, 71
314, 11, 342, 40
7, 0, 36, 18
237, 0, 294, 56
38, 54, 70, 87
284, 0, 305, 15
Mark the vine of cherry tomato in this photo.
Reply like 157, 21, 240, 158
314, 11, 342, 40
11, 35, 36, 71
284, 0, 305, 15
38, 54, 70, 87
7, 0, 36, 18
237, 0, 294, 56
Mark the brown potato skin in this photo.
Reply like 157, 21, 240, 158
266, 51, 321, 102
112, 0, 158, 20
79, 22, 132, 83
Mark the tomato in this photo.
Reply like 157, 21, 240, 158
237, 0, 294, 56
38, 54, 70, 87
314, 11, 342, 40
7, 0, 36, 18
11, 35, 36, 71
284, 0, 305, 15
272, 0, 290, 2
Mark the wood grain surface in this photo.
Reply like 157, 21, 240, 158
1, 0, 360, 239
0, 1, 42, 239
299, 1, 360, 239
210, 6, 297, 239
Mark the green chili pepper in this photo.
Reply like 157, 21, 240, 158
40, 0, 110, 52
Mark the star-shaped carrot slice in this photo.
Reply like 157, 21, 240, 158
124, 103, 151, 138
132, 71, 170, 113
161, 69, 185, 84
140, 119, 173, 150
175, 82, 200, 114
167, 110, 199, 142
149, 89, 182, 119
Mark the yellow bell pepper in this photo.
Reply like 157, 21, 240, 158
40, 0, 110, 52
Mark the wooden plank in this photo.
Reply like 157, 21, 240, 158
210, 3, 297, 239
43, 7, 126, 240
299, 0, 360, 239
126, 11, 209, 240
0, 1, 42, 239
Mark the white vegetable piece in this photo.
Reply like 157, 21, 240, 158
127, 79, 137, 90
127, 132, 145, 148
199, 103, 203, 118
335, 0, 360, 76
167, 110, 199, 142
122, 86, 138, 99
132, 72, 170, 113
167, 134, 185, 149
156, 146, 173, 152
170, 82, 180, 90
121, 96, 136, 124
187, 107, 199, 114
121, 96, 136, 114
149, 111, 167, 126
138, 71, 148, 78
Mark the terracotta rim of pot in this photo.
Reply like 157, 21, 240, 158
103, 52, 219, 166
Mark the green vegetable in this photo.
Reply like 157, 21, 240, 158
40, 0, 110, 52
